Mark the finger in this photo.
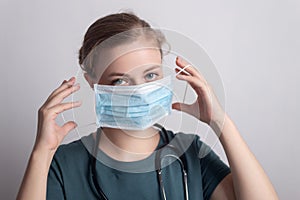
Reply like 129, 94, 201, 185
48, 101, 82, 118
175, 67, 191, 76
172, 102, 191, 113
60, 121, 77, 136
176, 74, 212, 103
48, 77, 76, 100
176, 73, 207, 89
46, 83, 80, 108
172, 102, 201, 120
53, 77, 76, 95
175, 57, 201, 78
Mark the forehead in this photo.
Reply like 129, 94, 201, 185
94, 40, 162, 77
107, 48, 162, 73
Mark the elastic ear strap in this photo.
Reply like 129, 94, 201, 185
175, 64, 191, 76
182, 82, 188, 104
177, 64, 191, 104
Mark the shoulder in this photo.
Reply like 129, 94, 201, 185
47, 134, 96, 198
166, 130, 211, 157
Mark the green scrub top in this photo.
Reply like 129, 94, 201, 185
47, 130, 231, 200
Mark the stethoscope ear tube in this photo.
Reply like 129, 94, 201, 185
156, 151, 189, 200
154, 126, 189, 200
91, 128, 109, 200
157, 169, 167, 200
183, 170, 189, 200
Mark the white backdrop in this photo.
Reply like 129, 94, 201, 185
1, 0, 299, 199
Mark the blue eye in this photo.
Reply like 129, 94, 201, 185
145, 73, 158, 81
112, 79, 126, 85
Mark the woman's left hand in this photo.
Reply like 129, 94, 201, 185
173, 57, 280, 200
172, 56, 226, 131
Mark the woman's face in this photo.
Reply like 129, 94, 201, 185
92, 40, 163, 86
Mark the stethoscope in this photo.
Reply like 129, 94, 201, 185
89, 124, 189, 200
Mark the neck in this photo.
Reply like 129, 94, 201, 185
94, 127, 160, 162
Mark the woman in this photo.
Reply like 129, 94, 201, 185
17, 12, 278, 200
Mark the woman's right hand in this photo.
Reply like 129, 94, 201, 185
33, 77, 81, 153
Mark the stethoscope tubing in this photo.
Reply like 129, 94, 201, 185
90, 126, 189, 200
155, 145, 189, 200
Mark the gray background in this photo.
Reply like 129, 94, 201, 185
1, 0, 299, 199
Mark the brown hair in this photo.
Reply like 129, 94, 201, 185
78, 12, 167, 78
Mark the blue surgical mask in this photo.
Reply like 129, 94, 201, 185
94, 76, 173, 130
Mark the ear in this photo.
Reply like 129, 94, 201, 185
84, 73, 95, 89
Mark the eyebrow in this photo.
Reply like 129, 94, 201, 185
108, 65, 161, 77
143, 65, 161, 73
108, 72, 128, 77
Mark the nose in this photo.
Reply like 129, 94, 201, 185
131, 78, 145, 85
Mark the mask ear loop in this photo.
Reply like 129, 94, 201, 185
175, 65, 191, 103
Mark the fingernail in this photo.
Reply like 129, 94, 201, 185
176, 74, 183, 79
72, 101, 82, 107
73, 83, 80, 88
